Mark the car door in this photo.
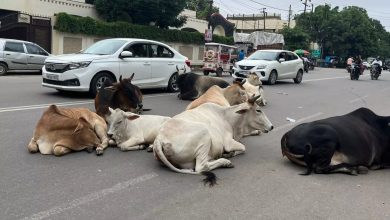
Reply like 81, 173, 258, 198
119, 42, 151, 87
3, 41, 28, 70
24, 43, 49, 70
276, 52, 290, 79
148, 43, 177, 86
286, 52, 301, 77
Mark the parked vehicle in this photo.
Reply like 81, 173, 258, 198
232, 49, 304, 85
350, 63, 361, 80
370, 64, 381, 80
0, 38, 50, 75
202, 43, 237, 77
42, 38, 191, 96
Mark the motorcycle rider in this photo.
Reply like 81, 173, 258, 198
346, 56, 353, 73
355, 55, 364, 74
371, 56, 383, 75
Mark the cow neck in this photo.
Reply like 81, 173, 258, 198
224, 107, 246, 140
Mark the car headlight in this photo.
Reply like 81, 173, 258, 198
69, 61, 91, 70
257, 65, 267, 69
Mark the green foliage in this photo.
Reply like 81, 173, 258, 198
280, 27, 310, 51
186, 0, 219, 19
94, 0, 187, 29
54, 13, 234, 45
293, 5, 390, 59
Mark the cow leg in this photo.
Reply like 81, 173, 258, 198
178, 90, 199, 100
222, 139, 246, 158
27, 138, 39, 153
206, 159, 234, 170
94, 124, 110, 155
243, 130, 261, 137
118, 138, 146, 151
53, 145, 72, 156
315, 163, 359, 175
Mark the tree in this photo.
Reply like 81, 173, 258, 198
280, 27, 310, 51
185, 0, 219, 19
94, 0, 187, 29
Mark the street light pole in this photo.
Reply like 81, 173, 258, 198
301, 0, 311, 15
260, 8, 266, 32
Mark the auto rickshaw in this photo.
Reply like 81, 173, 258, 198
202, 43, 237, 77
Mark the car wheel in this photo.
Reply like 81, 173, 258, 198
267, 70, 277, 85
203, 70, 209, 76
0, 63, 8, 76
216, 68, 223, 77
167, 73, 179, 92
90, 72, 114, 97
294, 69, 303, 84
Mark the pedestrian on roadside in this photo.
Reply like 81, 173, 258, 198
238, 49, 245, 61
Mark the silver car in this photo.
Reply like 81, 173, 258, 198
0, 38, 50, 75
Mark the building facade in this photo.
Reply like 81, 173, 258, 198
227, 13, 295, 33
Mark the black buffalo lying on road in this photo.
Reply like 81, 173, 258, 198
281, 107, 390, 175
176, 72, 230, 100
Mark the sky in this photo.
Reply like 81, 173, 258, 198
213, 0, 390, 32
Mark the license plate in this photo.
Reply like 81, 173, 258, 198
46, 73, 59, 80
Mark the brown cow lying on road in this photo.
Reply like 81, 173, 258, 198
185, 81, 248, 110
94, 73, 144, 117
28, 105, 110, 156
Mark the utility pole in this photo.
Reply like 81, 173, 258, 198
288, 5, 292, 28
301, 0, 311, 15
260, 8, 266, 32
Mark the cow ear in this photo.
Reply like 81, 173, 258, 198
127, 115, 140, 120
73, 121, 84, 134
108, 107, 114, 113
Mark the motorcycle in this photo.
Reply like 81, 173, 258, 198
350, 63, 360, 80
346, 64, 352, 73
370, 64, 381, 80
303, 60, 309, 73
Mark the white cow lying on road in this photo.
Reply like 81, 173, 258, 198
153, 96, 273, 186
106, 108, 170, 151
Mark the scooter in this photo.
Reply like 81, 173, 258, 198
350, 63, 360, 80
370, 64, 381, 80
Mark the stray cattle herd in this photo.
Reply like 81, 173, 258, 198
28, 70, 390, 186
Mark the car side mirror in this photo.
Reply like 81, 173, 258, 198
120, 51, 133, 58
279, 58, 285, 62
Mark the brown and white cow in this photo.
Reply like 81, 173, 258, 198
185, 81, 248, 110
94, 73, 144, 117
242, 72, 267, 106
153, 96, 273, 186
27, 105, 110, 156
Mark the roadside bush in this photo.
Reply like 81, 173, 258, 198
54, 13, 234, 45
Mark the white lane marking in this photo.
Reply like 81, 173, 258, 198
304, 76, 347, 82
21, 173, 158, 220
349, 95, 368, 103
0, 93, 176, 113
273, 112, 323, 132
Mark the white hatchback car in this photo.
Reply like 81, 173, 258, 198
232, 49, 304, 85
42, 38, 191, 96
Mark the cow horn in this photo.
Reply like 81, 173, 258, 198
129, 73, 135, 81
119, 75, 123, 82
248, 95, 260, 104
183, 65, 187, 73
176, 65, 179, 72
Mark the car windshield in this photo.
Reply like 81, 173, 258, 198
82, 39, 127, 55
247, 51, 278, 61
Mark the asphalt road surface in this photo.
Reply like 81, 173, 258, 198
1, 68, 390, 220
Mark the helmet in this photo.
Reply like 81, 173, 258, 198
377, 56, 380, 60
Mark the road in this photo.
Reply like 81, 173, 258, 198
1, 68, 390, 220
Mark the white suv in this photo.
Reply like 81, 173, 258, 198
232, 49, 304, 85
42, 38, 191, 96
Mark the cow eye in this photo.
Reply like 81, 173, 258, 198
116, 120, 122, 124
256, 109, 262, 113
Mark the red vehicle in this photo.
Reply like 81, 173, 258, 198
202, 43, 237, 77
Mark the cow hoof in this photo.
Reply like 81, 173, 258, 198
177, 94, 182, 99
225, 162, 234, 168
146, 146, 153, 152
140, 145, 147, 150
96, 148, 104, 156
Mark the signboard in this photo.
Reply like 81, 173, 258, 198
311, 49, 321, 58
204, 29, 212, 42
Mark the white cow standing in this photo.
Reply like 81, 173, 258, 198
153, 96, 273, 186
106, 108, 170, 151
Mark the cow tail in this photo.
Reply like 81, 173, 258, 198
201, 171, 217, 187
153, 140, 193, 174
